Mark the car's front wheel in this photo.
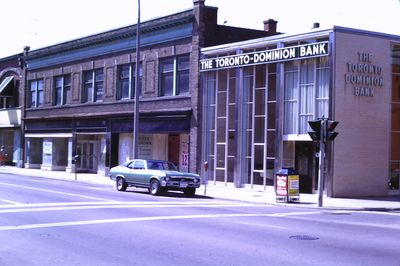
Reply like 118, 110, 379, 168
183, 188, 196, 197
116, 177, 127, 191
149, 180, 162, 196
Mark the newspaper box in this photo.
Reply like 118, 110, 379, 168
275, 168, 300, 203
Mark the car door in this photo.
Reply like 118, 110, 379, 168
123, 161, 136, 183
131, 160, 147, 185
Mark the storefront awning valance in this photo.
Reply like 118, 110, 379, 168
25, 133, 73, 138
0, 76, 14, 95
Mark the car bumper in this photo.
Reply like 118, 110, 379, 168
161, 180, 200, 189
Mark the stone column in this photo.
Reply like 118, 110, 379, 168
66, 138, 73, 173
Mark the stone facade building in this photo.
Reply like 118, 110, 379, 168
200, 25, 400, 197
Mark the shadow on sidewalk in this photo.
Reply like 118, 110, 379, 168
359, 195, 400, 202
362, 207, 400, 212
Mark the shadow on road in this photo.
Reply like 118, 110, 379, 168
123, 188, 214, 200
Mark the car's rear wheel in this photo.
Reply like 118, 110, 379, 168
183, 188, 196, 197
149, 180, 162, 196
116, 177, 127, 191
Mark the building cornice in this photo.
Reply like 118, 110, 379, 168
25, 12, 195, 60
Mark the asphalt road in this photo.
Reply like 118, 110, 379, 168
0, 173, 399, 266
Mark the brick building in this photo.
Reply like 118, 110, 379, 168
21, 0, 279, 175
0, 53, 23, 166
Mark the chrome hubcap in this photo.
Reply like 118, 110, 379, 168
151, 182, 158, 194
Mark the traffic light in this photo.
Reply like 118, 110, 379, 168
308, 118, 339, 142
325, 120, 339, 141
308, 119, 322, 141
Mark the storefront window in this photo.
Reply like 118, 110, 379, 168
267, 64, 277, 173
284, 61, 299, 134
202, 59, 277, 187
284, 57, 329, 136
316, 57, 329, 118
299, 60, 315, 134
215, 70, 228, 181
204, 71, 216, 182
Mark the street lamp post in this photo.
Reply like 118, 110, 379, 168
132, 0, 141, 159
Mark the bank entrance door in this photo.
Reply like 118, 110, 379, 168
76, 140, 97, 173
295, 142, 318, 193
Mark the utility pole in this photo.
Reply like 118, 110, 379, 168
132, 0, 141, 159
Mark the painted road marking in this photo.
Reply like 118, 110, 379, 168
236, 221, 288, 230
0, 212, 322, 232
1, 200, 398, 232
0, 202, 270, 213
0, 200, 243, 209
0, 199, 23, 205
1, 210, 399, 232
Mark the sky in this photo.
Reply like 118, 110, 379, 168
1, 0, 400, 58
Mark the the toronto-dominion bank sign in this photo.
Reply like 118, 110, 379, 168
200, 41, 329, 71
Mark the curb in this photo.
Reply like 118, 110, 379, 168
1, 167, 400, 211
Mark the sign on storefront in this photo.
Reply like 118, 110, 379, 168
344, 52, 383, 97
200, 41, 329, 71
43, 141, 52, 155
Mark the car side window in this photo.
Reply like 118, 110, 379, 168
126, 162, 134, 169
133, 161, 145, 169
165, 162, 177, 171
148, 161, 163, 170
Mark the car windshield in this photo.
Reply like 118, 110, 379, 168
147, 160, 177, 171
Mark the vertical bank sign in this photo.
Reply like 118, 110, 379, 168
200, 41, 329, 71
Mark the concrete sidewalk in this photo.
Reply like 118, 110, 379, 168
1, 166, 400, 211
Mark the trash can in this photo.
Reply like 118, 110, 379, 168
275, 168, 300, 203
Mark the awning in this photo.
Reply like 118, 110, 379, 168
0, 76, 14, 95
25, 133, 73, 138
75, 132, 106, 135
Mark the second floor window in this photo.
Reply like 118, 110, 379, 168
117, 64, 142, 100
29, 79, 44, 108
160, 54, 190, 96
83, 69, 104, 103
54, 75, 71, 106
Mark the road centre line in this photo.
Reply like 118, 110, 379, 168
0, 211, 323, 232
0, 182, 115, 202
1, 210, 398, 232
